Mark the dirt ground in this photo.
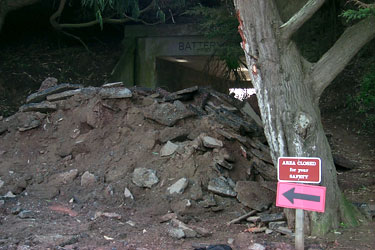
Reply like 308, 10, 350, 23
0, 35, 374, 250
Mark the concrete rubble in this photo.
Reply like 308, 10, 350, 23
3, 82, 366, 246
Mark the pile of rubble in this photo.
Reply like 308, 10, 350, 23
0, 79, 296, 243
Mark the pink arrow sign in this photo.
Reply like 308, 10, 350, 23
276, 182, 326, 213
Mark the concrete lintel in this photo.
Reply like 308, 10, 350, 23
124, 24, 201, 38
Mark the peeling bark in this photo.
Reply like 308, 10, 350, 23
234, 0, 367, 235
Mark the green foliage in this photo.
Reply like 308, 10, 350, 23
341, 7, 375, 21
186, 2, 245, 80
341, 0, 375, 22
347, 67, 375, 129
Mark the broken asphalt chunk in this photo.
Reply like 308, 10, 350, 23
26, 83, 83, 103
144, 101, 195, 126
99, 87, 132, 99
19, 101, 57, 113
208, 177, 237, 197
235, 181, 275, 211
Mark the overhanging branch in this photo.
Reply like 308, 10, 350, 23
51, 0, 157, 29
312, 16, 375, 98
280, 0, 326, 40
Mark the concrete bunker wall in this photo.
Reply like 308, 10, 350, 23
111, 24, 248, 91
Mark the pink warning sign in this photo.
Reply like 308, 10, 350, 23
276, 182, 326, 213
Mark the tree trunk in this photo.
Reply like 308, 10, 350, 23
0, 0, 8, 32
0, 0, 40, 34
234, 0, 366, 235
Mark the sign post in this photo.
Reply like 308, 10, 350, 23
295, 209, 304, 250
276, 157, 325, 250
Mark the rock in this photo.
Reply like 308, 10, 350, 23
16, 112, 46, 132
219, 148, 235, 162
241, 102, 263, 127
28, 184, 59, 199
260, 181, 277, 192
132, 168, 159, 188
33, 234, 78, 247
246, 216, 261, 223
159, 127, 189, 143
81, 171, 96, 186
124, 187, 134, 199
268, 221, 287, 230
189, 179, 203, 200
46, 89, 82, 101
38, 77, 58, 92
143, 101, 195, 126
163, 86, 198, 102
95, 212, 122, 220
249, 158, 277, 181
49, 169, 78, 186
159, 213, 178, 223
167, 178, 188, 195
227, 238, 235, 245
0, 200, 4, 206
214, 158, 233, 170
160, 141, 179, 156
168, 227, 185, 239
0, 178, 4, 189
171, 199, 192, 215
99, 87, 132, 99
170, 219, 197, 238
102, 82, 124, 88
235, 181, 275, 211
80, 87, 100, 98
126, 220, 136, 226
18, 210, 33, 219
19, 101, 57, 113
11, 206, 22, 214
249, 148, 273, 164
208, 177, 237, 197
0, 121, 7, 134
248, 243, 266, 250
26, 83, 82, 103
3, 191, 16, 198
274, 226, 294, 236
259, 213, 285, 223
198, 194, 217, 208
202, 136, 223, 148
104, 184, 114, 197
353, 202, 375, 219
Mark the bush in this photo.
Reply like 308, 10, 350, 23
348, 68, 375, 129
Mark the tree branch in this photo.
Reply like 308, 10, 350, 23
348, 0, 375, 9
49, 0, 66, 30
55, 0, 157, 29
280, 0, 326, 40
312, 16, 375, 98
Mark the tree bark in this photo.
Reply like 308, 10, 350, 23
234, 0, 369, 235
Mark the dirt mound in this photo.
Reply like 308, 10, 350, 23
0, 84, 374, 249
0, 84, 284, 249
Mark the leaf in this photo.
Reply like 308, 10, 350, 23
96, 10, 104, 30
156, 9, 165, 23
